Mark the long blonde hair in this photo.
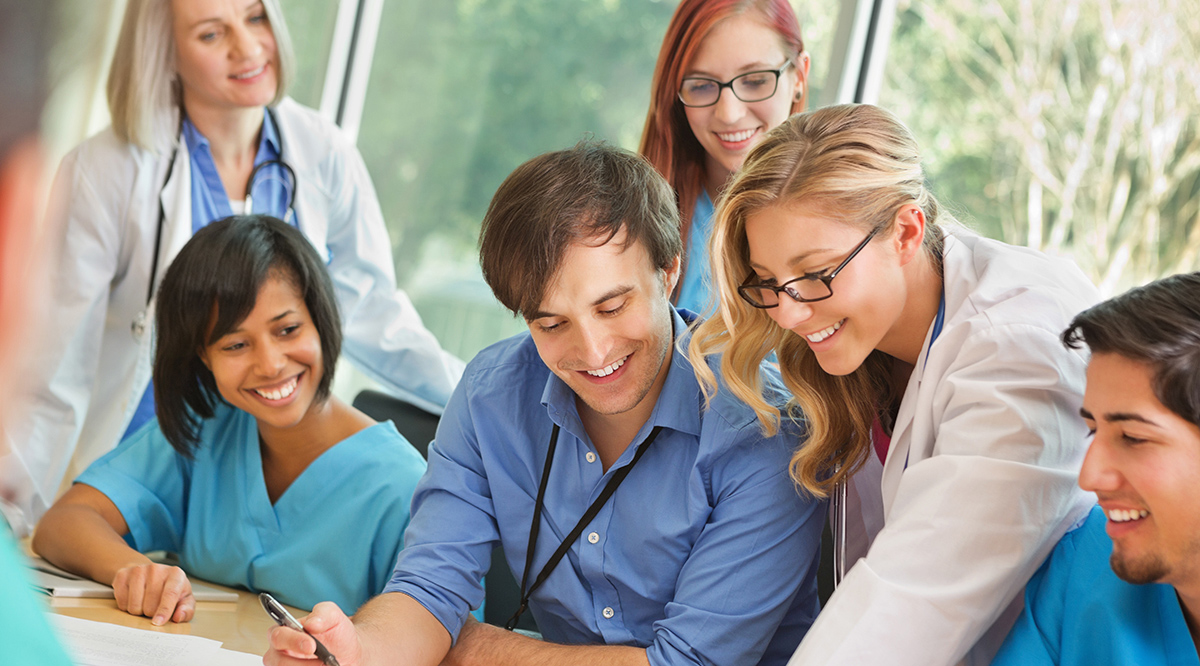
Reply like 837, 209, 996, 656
689, 104, 945, 497
107, 0, 296, 152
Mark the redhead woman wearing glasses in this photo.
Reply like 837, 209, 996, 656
690, 104, 1100, 665
640, 0, 809, 314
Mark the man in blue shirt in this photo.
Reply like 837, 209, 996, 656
994, 272, 1200, 665
267, 143, 825, 666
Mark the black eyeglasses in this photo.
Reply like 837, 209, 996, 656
678, 59, 794, 108
738, 227, 880, 309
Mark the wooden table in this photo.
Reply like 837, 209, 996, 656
45, 584, 301, 656
26, 541, 304, 656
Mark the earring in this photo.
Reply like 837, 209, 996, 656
793, 88, 804, 102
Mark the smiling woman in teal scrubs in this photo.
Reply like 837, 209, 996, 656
33, 216, 427, 625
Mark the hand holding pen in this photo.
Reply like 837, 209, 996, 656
262, 594, 360, 666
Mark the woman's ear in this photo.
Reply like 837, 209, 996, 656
792, 52, 810, 103
198, 347, 211, 370
892, 204, 927, 265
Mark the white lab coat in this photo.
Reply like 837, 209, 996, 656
0, 98, 463, 535
788, 229, 1099, 666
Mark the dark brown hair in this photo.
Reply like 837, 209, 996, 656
153, 215, 342, 456
1063, 271, 1200, 427
479, 141, 682, 318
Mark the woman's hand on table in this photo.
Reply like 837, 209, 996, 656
112, 562, 195, 625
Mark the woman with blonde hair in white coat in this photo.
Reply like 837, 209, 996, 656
689, 103, 1099, 665
0, 0, 462, 535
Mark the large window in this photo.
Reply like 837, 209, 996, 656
877, 0, 1200, 294
353, 0, 840, 360
54, 0, 1194, 361
280, 0, 343, 110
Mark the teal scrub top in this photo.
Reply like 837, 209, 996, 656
78, 401, 427, 613
0, 530, 73, 665
994, 505, 1200, 665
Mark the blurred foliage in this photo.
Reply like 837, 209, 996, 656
347, 0, 836, 357
283, 0, 341, 109
357, 0, 677, 286
881, 0, 1200, 294
283, 0, 834, 358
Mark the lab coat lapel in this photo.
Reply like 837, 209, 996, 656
157, 139, 193, 290
879, 348, 923, 513
878, 233, 969, 514
270, 101, 329, 262
121, 142, 193, 431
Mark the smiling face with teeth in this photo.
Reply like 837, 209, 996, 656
1078, 352, 1200, 587
682, 14, 806, 195
172, 0, 279, 118
201, 273, 324, 437
527, 229, 680, 434
743, 203, 935, 376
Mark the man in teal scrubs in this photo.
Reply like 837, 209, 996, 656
0, 1, 76, 663
994, 272, 1200, 665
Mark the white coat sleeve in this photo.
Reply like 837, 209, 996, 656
0, 147, 125, 535
320, 132, 464, 415
789, 323, 1093, 666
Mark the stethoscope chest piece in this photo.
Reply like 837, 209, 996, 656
131, 310, 148, 341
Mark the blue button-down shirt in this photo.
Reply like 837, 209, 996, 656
122, 108, 294, 440
387, 309, 824, 666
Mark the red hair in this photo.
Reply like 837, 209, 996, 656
639, 0, 805, 288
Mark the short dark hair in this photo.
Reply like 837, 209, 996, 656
153, 215, 342, 456
479, 141, 682, 318
1062, 272, 1200, 428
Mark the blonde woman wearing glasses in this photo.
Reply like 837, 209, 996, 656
690, 104, 1099, 665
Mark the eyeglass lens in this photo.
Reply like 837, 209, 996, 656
741, 279, 831, 307
679, 70, 780, 107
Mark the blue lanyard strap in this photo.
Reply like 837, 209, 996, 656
924, 290, 947, 370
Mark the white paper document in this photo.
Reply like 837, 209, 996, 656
29, 556, 238, 602
50, 615, 261, 666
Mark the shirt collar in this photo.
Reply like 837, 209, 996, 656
180, 114, 210, 155
539, 307, 703, 441
260, 106, 282, 156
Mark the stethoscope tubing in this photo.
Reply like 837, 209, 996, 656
145, 106, 295, 308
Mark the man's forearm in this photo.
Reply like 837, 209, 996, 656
443, 618, 651, 666
353, 592, 454, 666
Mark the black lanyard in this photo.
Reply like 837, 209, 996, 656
505, 423, 664, 630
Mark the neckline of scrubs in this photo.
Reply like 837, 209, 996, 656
241, 414, 394, 532
1161, 588, 1200, 664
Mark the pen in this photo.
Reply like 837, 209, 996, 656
259, 592, 341, 666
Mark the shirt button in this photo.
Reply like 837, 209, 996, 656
585, 451, 597, 463
588, 531, 600, 544
602, 606, 614, 619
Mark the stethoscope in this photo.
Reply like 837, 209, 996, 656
131, 107, 297, 340
831, 289, 946, 588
